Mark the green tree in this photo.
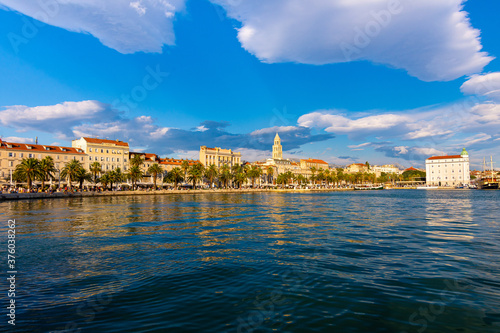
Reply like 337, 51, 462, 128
181, 160, 190, 182
310, 166, 317, 185
38, 156, 56, 190
130, 154, 144, 168
127, 165, 143, 190
166, 167, 184, 190
187, 163, 205, 189
100, 173, 111, 190
266, 166, 274, 185
247, 165, 263, 188
13, 158, 42, 189
148, 163, 163, 190
109, 168, 124, 190
89, 162, 102, 185
204, 164, 218, 188
76, 168, 93, 190
61, 159, 85, 189
219, 164, 232, 189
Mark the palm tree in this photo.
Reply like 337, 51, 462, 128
181, 160, 190, 183
204, 164, 218, 188
127, 165, 143, 190
100, 173, 111, 190
310, 166, 317, 186
109, 168, 124, 190
61, 159, 84, 189
90, 162, 102, 185
266, 166, 274, 185
130, 154, 144, 168
148, 163, 163, 190
38, 156, 56, 190
166, 167, 184, 190
13, 158, 42, 189
75, 168, 93, 190
219, 164, 232, 189
336, 168, 345, 187
233, 171, 247, 189
187, 163, 204, 189
247, 165, 263, 188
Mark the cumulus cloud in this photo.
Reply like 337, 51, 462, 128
461, 72, 500, 102
0, 100, 119, 139
2, 136, 34, 143
212, 0, 492, 81
0, 0, 186, 53
375, 145, 445, 161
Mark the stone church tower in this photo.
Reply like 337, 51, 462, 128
272, 133, 283, 160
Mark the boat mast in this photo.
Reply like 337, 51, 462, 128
491, 156, 495, 181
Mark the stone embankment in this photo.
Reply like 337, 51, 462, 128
0, 188, 354, 202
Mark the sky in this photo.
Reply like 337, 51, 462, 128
0, 0, 499, 169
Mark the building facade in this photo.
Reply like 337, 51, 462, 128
345, 163, 369, 174
425, 148, 470, 186
72, 137, 129, 172
0, 139, 86, 185
300, 158, 329, 170
199, 146, 241, 167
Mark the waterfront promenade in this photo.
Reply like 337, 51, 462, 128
0, 187, 356, 201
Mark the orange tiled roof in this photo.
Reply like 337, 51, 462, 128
160, 158, 200, 166
404, 167, 419, 171
302, 158, 328, 164
0, 141, 85, 154
427, 155, 461, 160
83, 137, 129, 147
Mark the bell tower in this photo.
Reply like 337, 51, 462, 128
272, 133, 283, 160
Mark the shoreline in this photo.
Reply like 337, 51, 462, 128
0, 187, 484, 202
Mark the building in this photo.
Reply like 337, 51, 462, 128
425, 148, 470, 186
199, 146, 241, 167
345, 163, 369, 174
272, 133, 283, 160
0, 139, 86, 186
72, 137, 129, 172
160, 158, 200, 173
372, 164, 400, 177
300, 158, 329, 170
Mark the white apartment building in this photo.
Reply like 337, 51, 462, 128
425, 148, 470, 186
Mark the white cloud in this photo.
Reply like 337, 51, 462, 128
0, 100, 117, 138
298, 111, 409, 138
2, 136, 34, 143
461, 72, 500, 102
250, 126, 301, 136
212, 0, 492, 81
0, 0, 186, 53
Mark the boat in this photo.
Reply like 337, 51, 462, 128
416, 186, 438, 189
478, 156, 499, 190
354, 185, 384, 190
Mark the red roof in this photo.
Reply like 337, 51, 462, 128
427, 155, 461, 160
405, 167, 419, 171
0, 141, 85, 154
302, 158, 328, 165
82, 137, 129, 147
160, 158, 200, 166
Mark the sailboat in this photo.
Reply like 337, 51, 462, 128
478, 156, 499, 190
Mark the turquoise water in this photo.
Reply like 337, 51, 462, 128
1, 190, 500, 332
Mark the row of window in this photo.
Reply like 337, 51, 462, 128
88, 148, 128, 154
89, 156, 127, 163
430, 164, 463, 167
5, 152, 85, 161
430, 176, 463, 180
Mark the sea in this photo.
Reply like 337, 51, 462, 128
1, 190, 499, 332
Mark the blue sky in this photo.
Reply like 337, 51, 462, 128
0, 0, 499, 169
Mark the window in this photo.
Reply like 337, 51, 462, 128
117, 158, 120, 162
20, 153, 24, 158
106, 157, 109, 162
9, 161, 13, 167
101, 157, 104, 161
81, 157, 84, 161
89, 156, 92, 161
29, 154, 33, 158
89, 148, 92, 152
112, 158, 115, 162
101, 149, 104, 153
106, 150, 109, 153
